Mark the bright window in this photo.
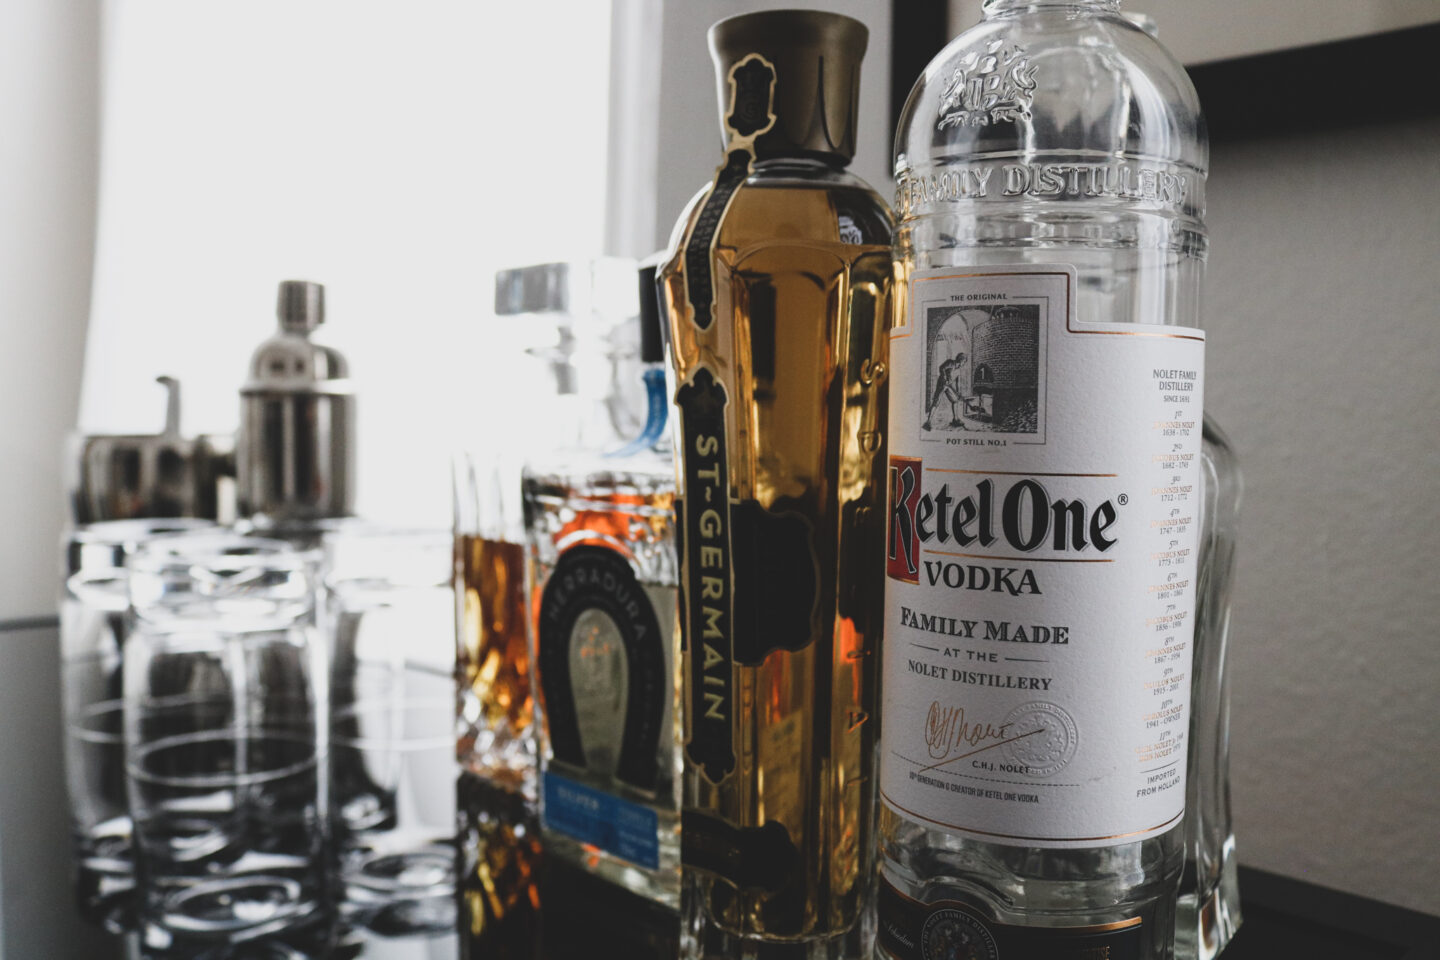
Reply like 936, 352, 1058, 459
81, 0, 615, 525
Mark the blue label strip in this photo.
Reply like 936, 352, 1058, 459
542, 771, 661, 870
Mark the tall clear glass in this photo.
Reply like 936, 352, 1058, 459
881, 2, 1210, 958
61, 518, 217, 931
125, 534, 328, 955
323, 527, 456, 946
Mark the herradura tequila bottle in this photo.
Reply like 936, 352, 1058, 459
659, 11, 892, 958
879, 2, 1216, 959
523, 262, 683, 958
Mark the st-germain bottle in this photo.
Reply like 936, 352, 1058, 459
659, 10, 892, 958
879, 3, 1212, 958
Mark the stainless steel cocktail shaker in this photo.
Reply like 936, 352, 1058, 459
237, 280, 355, 529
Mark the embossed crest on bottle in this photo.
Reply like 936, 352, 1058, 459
937, 38, 1037, 128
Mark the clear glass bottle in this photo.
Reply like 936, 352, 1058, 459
455, 261, 635, 793
879, 2, 1215, 958
1178, 419, 1242, 960
659, 11, 892, 958
522, 262, 682, 923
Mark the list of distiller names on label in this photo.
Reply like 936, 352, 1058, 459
1137, 363, 1201, 807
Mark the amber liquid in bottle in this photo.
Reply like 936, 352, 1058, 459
661, 162, 892, 945
456, 535, 534, 788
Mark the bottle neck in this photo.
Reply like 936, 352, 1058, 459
982, 0, 1120, 16
532, 327, 622, 454
752, 154, 848, 173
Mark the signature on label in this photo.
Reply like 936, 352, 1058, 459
922, 701, 1041, 772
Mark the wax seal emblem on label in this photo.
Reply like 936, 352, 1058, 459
1001, 700, 1078, 777
921, 907, 999, 960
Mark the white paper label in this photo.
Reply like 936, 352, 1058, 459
879, 265, 1204, 847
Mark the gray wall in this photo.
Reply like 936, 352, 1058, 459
950, 0, 1440, 65
0, 0, 107, 955
1205, 115, 1440, 917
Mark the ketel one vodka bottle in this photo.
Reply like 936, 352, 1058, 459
659, 11, 892, 959
522, 262, 682, 958
879, 3, 1211, 959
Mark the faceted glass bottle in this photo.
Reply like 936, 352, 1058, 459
880, 2, 1213, 958
660, 11, 892, 958
455, 261, 635, 793
523, 263, 683, 929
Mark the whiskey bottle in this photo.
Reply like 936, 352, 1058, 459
658, 11, 892, 957
879, 3, 1211, 959
522, 261, 682, 930
454, 523, 534, 791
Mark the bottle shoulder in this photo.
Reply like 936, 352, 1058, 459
897, 12, 1205, 175
244, 332, 349, 389
724, 163, 894, 253
666, 161, 893, 261
523, 446, 675, 494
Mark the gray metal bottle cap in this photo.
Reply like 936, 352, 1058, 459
277, 280, 325, 333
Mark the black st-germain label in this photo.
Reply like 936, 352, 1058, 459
683, 54, 776, 332
729, 499, 817, 664
877, 876, 1144, 960
537, 545, 667, 793
675, 365, 735, 783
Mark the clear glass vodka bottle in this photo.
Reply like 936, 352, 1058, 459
880, 2, 1214, 958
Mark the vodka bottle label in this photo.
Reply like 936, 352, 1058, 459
880, 264, 1204, 847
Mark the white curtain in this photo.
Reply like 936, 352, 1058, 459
0, 0, 99, 622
